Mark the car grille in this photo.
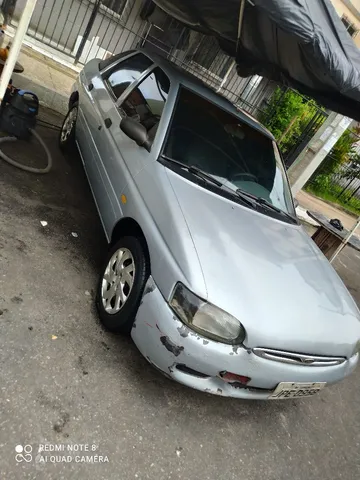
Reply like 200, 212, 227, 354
252, 348, 346, 367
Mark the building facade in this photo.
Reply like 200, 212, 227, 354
332, 0, 360, 47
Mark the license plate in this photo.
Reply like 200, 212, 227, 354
269, 382, 326, 400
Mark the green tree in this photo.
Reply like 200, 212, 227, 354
260, 87, 305, 139
259, 87, 324, 155
315, 128, 357, 176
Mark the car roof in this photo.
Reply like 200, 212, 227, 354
137, 48, 274, 140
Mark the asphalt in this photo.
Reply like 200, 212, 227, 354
0, 109, 360, 480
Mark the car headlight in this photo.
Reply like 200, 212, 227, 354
169, 283, 245, 344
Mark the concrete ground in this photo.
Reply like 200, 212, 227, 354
10, 43, 77, 115
1, 110, 360, 480
296, 190, 358, 231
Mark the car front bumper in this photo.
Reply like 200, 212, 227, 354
131, 277, 359, 399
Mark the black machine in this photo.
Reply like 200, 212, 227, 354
0, 89, 39, 139
0, 87, 51, 174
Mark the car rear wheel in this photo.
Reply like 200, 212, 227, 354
59, 103, 78, 151
96, 236, 149, 334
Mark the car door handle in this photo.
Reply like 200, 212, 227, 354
88, 83, 94, 91
104, 118, 112, 128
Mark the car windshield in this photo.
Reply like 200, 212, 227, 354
163, 88, 295, 217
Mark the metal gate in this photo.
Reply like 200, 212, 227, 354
10, 0, 279, 113
10, 0, 138, 60
255, 84, 328, 169
283, 109, 328, 168
10, 0, 327, 160
306, 129, 360, 214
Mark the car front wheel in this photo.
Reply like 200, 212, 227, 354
96, 236, 149, 334
59, 103, 78, 151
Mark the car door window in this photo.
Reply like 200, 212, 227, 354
119, 67, 170, 143
103, 53, 153, 100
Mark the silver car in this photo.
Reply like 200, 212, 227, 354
60, 48, 360, 400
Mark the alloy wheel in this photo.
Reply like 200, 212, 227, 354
61, 107, 77, 143
101, 247, 136, 314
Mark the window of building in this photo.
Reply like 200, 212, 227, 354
103, 53, 153, 99
342, 15, 357, 37
101, 0, 127, 16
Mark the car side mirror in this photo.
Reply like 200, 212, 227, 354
293, 198, 299, 208
120, 117, 151, 152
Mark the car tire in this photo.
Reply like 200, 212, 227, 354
59, 103, 78, 152
96, 236, 149, 334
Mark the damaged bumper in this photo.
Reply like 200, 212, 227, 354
131, 277, 358, 399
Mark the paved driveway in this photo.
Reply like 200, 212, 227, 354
296, 190, 358, 231
0, 112, 359, 480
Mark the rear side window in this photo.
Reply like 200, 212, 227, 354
119, 67, 170, 143
103, 53, 153, 99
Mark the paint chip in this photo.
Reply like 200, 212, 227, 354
160, 336, 184, 356
40, 221, 48, 227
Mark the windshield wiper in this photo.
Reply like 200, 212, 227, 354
160, 154, 223, 187
161, 154, 295, 221
160, 154, 256, 209
235, 188, 297, 222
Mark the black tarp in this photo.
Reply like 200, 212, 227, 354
152, 0, 360, 121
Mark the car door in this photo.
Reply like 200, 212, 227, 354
83, 53, 154, 237
106, 66, 170, 181
92, 62, 170, 238
75, 67, 106, 206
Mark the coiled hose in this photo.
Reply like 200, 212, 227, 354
0, 128, 52, 173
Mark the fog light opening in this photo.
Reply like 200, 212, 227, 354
175, 364, 210, 378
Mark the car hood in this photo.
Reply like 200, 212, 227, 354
166, 170, 360, 358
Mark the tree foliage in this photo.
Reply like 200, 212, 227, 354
315, 128, 358, 176
306, 127, 360, 215
259, 86, 323, 155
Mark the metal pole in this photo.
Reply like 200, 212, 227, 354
289, 113, 352, 196
215, 0, 245, 94
74, 0, 101, 65
330, 216, 360, 263
0, 0, 37, 103
216, 60, 235, 92
236, 0, 246, 51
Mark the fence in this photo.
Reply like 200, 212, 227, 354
10, 0, 327, 161
280, 108, 328, 168
11, 0, 274, 111
306, 129, 360, 214
10, 0, 139, 60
